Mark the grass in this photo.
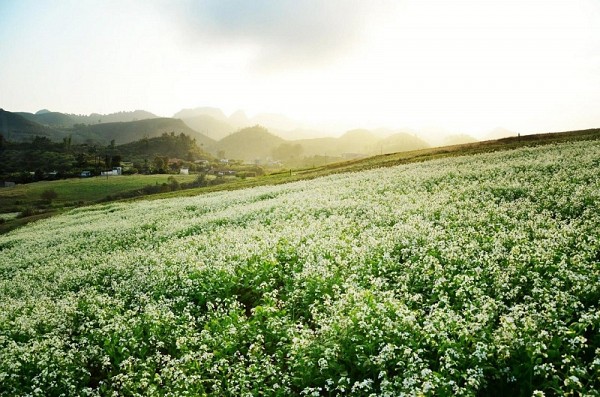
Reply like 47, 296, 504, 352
0, 174, 197, 233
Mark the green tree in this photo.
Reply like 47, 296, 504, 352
153, 156, 168, 173
62, 135, 72, 152
75, 153, 87, 168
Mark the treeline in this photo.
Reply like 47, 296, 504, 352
0, 132, 213, 184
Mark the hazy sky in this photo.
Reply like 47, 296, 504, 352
1, 0, 599, 136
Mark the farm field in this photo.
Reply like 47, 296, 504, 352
0, 140, 599, 395
0, 174, 198, 213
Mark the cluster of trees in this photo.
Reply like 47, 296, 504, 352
0, 132, 214, 184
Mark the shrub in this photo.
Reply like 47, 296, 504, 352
40, 188, 58, 203
17, 207, 36, 218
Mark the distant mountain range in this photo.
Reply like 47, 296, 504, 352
17, 109, 159, 127
1, 107, 492, 164
174, 107, 322, 140
0, 109, 214, 148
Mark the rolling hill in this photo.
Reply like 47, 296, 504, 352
294, 129, 427, 157
179, 114, 236, 141
174, 107, 228, 121
174, 107, 310, 142
16, 111, 77, 128
376, 132, 430, 154
215, 125, 285, 161
0, 109, 68, 142
17, 109, 158, 128
117, 132, 213, 163
3, 105, 491, 167
75, 118, 216, 148
4, 109, 215, 148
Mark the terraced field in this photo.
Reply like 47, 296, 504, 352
1, 140, 599, 396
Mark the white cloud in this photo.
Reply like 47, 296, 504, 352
168, 0, 385, 71
1, 0, 599, 136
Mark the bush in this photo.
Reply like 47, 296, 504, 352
40, 189, 58, 203
17, 207, 36, 218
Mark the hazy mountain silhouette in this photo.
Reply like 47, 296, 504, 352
4, 105, 486, 164
215, 125, 285, 161
174, 107, 228, 122
295, 129, 379, 157
17, 109, 158, 127
179, 115, 235, 141
229, 110, 250, 128
84, 110, 158, 124
82, 118, 215, 148
174, 107, 307, 141
376, 133, 430, 154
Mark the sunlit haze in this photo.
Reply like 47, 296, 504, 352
1, 0, 599, 138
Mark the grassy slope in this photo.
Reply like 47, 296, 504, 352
0, 175, 197, 233
155, 128, 600, 200
0, 175, 197, 208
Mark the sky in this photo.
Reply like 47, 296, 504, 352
1, 0, 599, 138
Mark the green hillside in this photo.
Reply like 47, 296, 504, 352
16, 111, 77, 127
0, 109, 67, 142
0, 137, 598, 395
17, 109, 158, 127
117, 132, 213, 163
80, 118, 215, 147
3, 110, 212, 148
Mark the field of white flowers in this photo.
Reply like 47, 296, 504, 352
1, 140, 599, 396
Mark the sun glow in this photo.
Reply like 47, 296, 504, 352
1, 0, 599, 137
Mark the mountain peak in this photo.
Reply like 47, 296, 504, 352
173, 107, 227, 121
